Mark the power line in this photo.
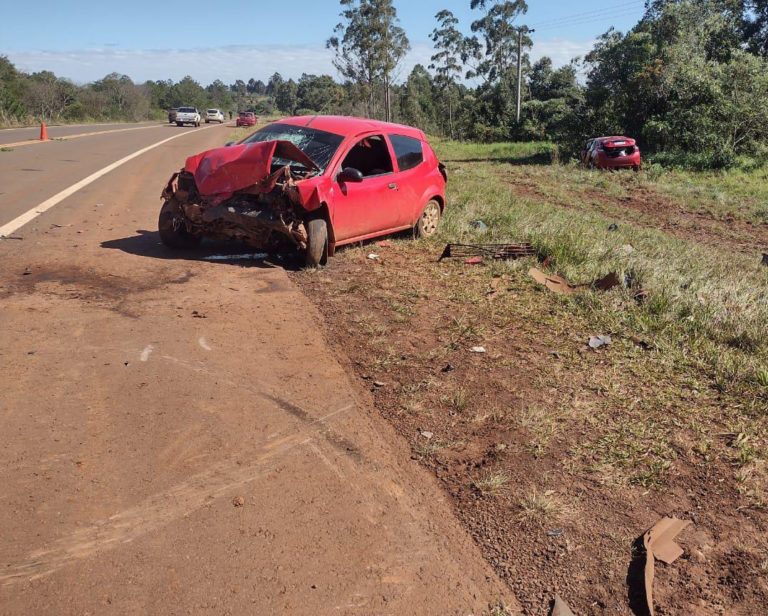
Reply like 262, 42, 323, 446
528, 0, 644, 29
534, 8, 644, 32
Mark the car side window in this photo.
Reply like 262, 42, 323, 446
389, 134, 424, 172
340, 135, 393, 177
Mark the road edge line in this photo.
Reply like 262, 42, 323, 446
0, 126, 214, 238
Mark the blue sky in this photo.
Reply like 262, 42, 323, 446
1, 0, 646, 84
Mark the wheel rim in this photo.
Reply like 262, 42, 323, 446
421, 203, 440, 236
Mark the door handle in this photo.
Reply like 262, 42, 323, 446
388, 183, 398, 190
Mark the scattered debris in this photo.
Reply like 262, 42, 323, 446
191, 310, 207, 318
470, 346, 487, 354
438, 242, 536, 262
232, 496, 245, 507
0, 235, 24, 240
619, 244, 635, 255
202, 253, 268, 261
643, 517, 691, 616
588, 335, 612, 349
547, 528, 564, 537
469, 219, 489, 231
762, 253, 768, 267
367, 253, 380, 260
528, 268, 621, 295
441, 363, 455, 373
551, 595, 576, 616
373, 380, 386, 388
594, 272, 622, 291
465, 256, 484, 265
420, 431, 434, 440
22, 268, 32, 276
608, 223, 619, 232
140, 345, 154, 362
528, 268, 579, 294
375, 240, 393, 248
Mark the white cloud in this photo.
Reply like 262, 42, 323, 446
6, 38, 592, 86
530, 38, 595, 67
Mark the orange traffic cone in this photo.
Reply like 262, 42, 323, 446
39, 122, 48, 140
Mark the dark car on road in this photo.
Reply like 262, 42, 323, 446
582, 136, 642, 171
158, 115, 448, 266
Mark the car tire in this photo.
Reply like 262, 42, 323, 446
415, 200, 441, 239
158, 198, 201, 249
305, 218, 329, 267
176, 122, 182, 127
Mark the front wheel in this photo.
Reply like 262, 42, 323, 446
415, 200, 441, 238
305, 218, 328, 267
158, 198, 202, 249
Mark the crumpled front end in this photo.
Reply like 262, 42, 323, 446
160, 140, 321, 252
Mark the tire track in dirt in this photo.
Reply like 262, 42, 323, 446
0, 404, 353, 586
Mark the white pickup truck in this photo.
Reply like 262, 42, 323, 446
175, 107, 201, 127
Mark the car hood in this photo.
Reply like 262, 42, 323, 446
184, 140, 320, 197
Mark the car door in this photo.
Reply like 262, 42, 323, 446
387, 133, 428, 226
330, 134, 408, 241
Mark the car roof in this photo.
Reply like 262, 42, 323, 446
277, 115, 426, 139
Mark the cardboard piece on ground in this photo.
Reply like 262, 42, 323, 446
529, 268, 621, 295
528, 268, 585, 295
643, 517, 691, 616
551, 595, 576, 616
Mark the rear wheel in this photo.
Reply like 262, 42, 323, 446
305, 218, 328, 267
176, 122, 182, 127
158, 198, 201, 249
415, 200, 441, 238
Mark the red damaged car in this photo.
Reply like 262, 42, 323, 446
582, 136, 642, 171
158, 115, 447, 266
235, 112, 257, 127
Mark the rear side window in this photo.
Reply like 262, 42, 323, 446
390, 134, 424, 172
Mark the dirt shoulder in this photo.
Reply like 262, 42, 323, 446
292, 241, 768, 615
0, 131, 514, 614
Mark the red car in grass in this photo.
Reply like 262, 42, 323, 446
236, 112, 257, 127
158, 115, 447, 266
582, 136, 642, 171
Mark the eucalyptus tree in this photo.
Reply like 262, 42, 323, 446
327, 0, 410, 121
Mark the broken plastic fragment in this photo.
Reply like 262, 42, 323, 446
469, 346, 486, 354
588, 335, 612, 349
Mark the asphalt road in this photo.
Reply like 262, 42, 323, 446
0, 123, 514, 613
0, 121, 162, 145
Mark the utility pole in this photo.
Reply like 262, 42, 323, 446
516, 27, 534, 124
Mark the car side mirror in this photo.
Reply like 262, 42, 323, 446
337, 167, 364, 183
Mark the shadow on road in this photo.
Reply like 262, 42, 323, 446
100, 230, 299, 270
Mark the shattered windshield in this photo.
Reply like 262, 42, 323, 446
242, 123, 344, 172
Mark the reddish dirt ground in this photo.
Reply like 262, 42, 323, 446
292, 243, 768, 616
0, 129, 516, 615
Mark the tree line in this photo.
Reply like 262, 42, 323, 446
1, 0, 767, 168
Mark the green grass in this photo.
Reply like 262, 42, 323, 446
433, 139, 768, 406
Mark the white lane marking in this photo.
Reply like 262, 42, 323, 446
140, 345, 154, 362
198, 337, 211, 351
0, 125, 215, 238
